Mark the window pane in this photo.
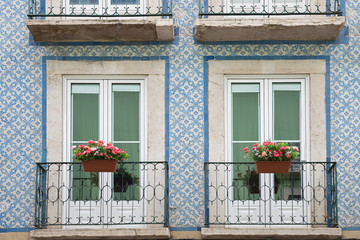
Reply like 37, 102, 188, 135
273, 140, 302, 201
113, 143, 140, 201
232, 89, 259, 141
71, 84, 100, 201
72, 163, 99, 201
233, 142, 259, 201
111, 0, 140, 5
273, 83, 300, 141
72, 84, 99, 141
113, 86, 140, 141
70, 0, 99, 5
274, 171, 302, 201
230, 0, 261, 4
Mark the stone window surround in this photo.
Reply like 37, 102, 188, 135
208, 59, 327, 166
42, 60, 167, 237
46, 59, 166, 164
205, 59, 333, 237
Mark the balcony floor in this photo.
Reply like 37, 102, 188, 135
196, 16, 345, 42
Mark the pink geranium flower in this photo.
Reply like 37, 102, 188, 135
243, 140, 299, 162
72, 140, 129, 162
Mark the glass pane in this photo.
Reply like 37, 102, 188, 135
72, 163, 99, 201
113, 143, 140, 201
233, 143, 259, 201
71, 141, 99, 201
71, 84, 100, 201
72, 93, 99, 141
113, 88, 139, 141
273, 83, 300, 141
70, 0, 99, 5
111, 0, 140, 4
274, 172, 302, 201
274, 141, 301, 200
231, 0, 261, 4
232, 91, 259, 141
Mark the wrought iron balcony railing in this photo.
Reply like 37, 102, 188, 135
35, 161, 168, 228
199, 0, 342, 16
204, 162, 337, 226
28, 0, 172, 18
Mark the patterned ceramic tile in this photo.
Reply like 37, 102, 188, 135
1, 0, 360, 230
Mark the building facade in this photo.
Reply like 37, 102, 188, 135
0, 0, 359, 239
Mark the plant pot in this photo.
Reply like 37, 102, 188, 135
114, 176, 133, 192
255, 161, 291, 173
81, 159, 118, 172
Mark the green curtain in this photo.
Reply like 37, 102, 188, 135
232, 92, 259, 141
232, 85, 260, 201
71, 84, 100, 201
273, 83, 301, 201
70, 0, 99, 5
113, 91, 139, 142
273, 85, 300, 141
72, 94, 99, 141
112, 86, 140, 201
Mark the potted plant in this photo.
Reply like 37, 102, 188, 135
243, 141, 299, 173
72, 140, 129, 172
237, 169, 260, 194
114, 166, 139, 192
237, 169, 280, 194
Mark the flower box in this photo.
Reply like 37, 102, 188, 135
255, 161, 291, 174
81, 159, 118, 172
73, 140, 129, 173
243, 141, 299, 174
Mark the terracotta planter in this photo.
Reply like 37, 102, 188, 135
81, 159, 118, 172
255, 161, 291, 173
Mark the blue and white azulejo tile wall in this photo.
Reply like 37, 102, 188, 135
0, 0, 360, 231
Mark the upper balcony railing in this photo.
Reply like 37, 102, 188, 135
28, 0, 173, 19
204, 161, 337, 226
199, 0, 342, 17
35, 161, 168, 228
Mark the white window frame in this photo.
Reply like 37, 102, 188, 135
63, 75, 147, 165
225, 75, 309, 164
62, 75, 147, 227
225, 75, 311, 226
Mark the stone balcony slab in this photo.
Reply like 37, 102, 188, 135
26, 19, 174, 42
196, 16, 345, 42
201, 227, 342, 240
30, 228, 170, 240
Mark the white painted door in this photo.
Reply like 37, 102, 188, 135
227, 77, 309, 226
266, 79, 309, 225
64, 78, 145, 228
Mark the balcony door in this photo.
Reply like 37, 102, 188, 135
63, 78, 145, 227
227, 76, 310, 226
